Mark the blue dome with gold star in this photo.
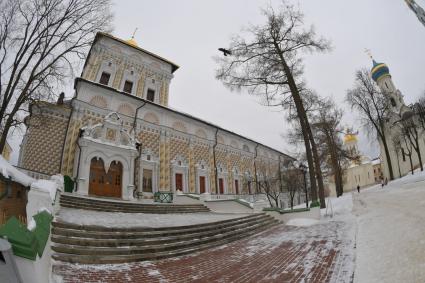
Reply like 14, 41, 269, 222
371, 60, 390, 82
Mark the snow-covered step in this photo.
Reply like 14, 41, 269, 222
59, 194, 210, 213
51, 214, 270, 247
51, 218, 277, 264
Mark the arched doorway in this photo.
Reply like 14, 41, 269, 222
89, 158, 122, 198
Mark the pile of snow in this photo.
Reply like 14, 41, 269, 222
27, 218, 37, 231
286, 218, 319, 227
31, 176, 63, 202
0, 154, 34, 186
27, 207, 52, 231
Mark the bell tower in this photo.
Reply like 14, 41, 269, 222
369, 57, 411, 118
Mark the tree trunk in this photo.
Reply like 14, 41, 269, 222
409, 154, 414, 175
273, 43, 318, 203
395, 151, 402, 178
381, 133, 395, 180
307, 125, 326, 208
414, 137, 423, 171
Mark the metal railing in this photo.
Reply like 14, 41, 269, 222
208, 193, 267, 203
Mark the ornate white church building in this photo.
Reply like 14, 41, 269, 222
370, 58, 425, 180
18, 33, 292, 200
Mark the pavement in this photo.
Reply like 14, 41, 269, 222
52, 221, 355, 283
353, 174, 425, 283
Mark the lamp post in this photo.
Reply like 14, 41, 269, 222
299, 163, 308, 209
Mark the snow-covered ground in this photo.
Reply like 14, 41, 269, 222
56, 208, 251, 228
353, 169, 425, 283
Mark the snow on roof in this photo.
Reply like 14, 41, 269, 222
0, 154, 34, 187
371, 158, 381, 165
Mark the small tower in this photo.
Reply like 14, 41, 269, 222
370, 59, 411, 118
405, 0, 425, 27
343, 129, 359, 158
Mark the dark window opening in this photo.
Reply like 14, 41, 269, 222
17, 190, 21, 199
390, 98, 396, 107
147, 89, 155, 102
123, 80, 133, 93
99, 72, 111, 85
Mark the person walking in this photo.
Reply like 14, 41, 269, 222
357, 184, 360, 193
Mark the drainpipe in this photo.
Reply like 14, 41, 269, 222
132, 102, 147, 196
213, 128, 219, 194
254, 143, 259, 194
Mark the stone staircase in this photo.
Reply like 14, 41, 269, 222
51, 213, 278, 264
60, 194, 211, 213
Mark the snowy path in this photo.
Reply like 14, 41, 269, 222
353, 172, 425, 282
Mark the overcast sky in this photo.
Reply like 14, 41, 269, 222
9, 0, 425, 164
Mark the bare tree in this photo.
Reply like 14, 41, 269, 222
0, 0, 112, 152
256, 175, 281, 208
215, 1, 330, 208
400, 128, 415, 175
346, 69, 395, 180
310, 96, 352, 197
397, 119, 423, 171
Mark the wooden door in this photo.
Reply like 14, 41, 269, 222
175, 173, 183, 191
89, 158, 105, 197
199, 176, 206, 194
219, 178, 224, 194
89, 158, 122, 198
108, 161, 122, 198
235, 179, 239, 195
143, 169, 153, 192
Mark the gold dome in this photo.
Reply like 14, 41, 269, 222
344, 134, 358, 143
125, 38, 138, 47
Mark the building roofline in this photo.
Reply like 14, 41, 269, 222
74, 77, 294, 160
95, 32, 180, 73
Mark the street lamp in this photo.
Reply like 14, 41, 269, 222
299, 163, 308, 209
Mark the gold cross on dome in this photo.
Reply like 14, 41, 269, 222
131, 27, 138, 39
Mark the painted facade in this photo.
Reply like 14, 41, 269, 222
19, 33, 293, 200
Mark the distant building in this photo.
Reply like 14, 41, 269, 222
327, 132, 376, 196
405, 0, 425, 27
371, 158, 382, 183
342, 132, 376, 192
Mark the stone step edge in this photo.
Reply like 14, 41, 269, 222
60, 195, 205, 207
59, 200, 206, 209
52, 213, 265, 233
51, 215, 271, 240
51, 219, 277, 255
50, 217, 275, 247
59, 202, 210, 211
52, 222, 277, 264
59, 203, 210, 214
